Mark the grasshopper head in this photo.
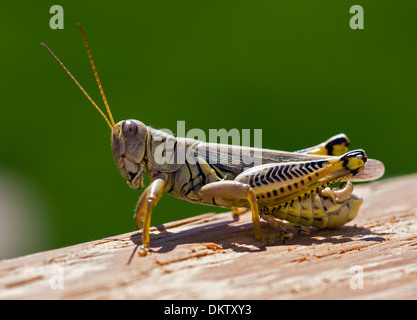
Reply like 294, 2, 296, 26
111, 120, 148, 189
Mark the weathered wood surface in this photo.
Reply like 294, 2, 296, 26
1, 174, 417, 300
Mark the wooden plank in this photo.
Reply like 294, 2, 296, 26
1, 174, 417, 299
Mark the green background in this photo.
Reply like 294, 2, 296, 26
0, 1, 416, 259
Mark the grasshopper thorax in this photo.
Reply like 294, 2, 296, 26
111, 119, 148, 189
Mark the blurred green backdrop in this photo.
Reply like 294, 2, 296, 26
0, 1, 416, 259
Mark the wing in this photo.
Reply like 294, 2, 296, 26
192, 141, 384, 182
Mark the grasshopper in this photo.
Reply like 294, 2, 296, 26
42, 25, 384, 256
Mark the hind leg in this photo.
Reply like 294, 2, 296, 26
296, 133, 350, 156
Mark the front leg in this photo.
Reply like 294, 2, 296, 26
134, 177, 166, 256
196, 181, 264, 242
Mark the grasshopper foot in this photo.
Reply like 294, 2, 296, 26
138, 244, 149, 257
290, 224, 310, 235
267, 231, 293, 244
261, 214, 294, 243
277, 231, 293, 241
255, 233, 268, 244
232, 206, 248, 216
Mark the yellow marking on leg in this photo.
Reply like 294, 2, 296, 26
345, 157, 364, 171
332, 144, 349, 156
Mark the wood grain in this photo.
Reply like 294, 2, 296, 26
1, 174, 417, 299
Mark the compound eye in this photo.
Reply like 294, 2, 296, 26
122, 120, 138, 139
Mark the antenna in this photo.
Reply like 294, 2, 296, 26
41, 24, 115, 130
77, 23, 115, 128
